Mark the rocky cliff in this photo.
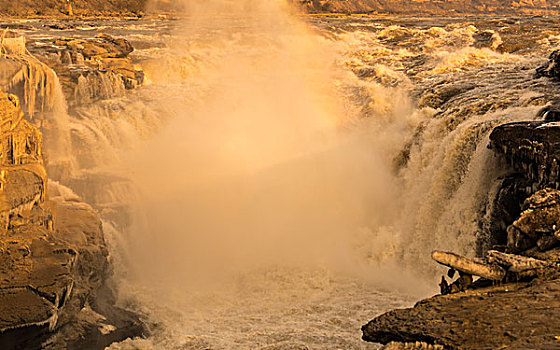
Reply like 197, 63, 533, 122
0, 27, 146, 348
0, 91, 143, 348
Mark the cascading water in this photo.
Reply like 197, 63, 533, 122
10, 9, 560, 350
105, 11, 547, 349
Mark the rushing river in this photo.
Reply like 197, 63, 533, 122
5, 7, 560, 349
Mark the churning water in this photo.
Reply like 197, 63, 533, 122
8, 6, 560, 350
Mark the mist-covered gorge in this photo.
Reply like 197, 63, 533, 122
3, 13, 560, 349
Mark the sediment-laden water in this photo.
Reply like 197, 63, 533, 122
4, 10, 560, 350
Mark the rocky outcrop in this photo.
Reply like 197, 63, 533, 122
26, 34, 144, 107
363, 191, 560, 349
536, 50, 560, 80
0, 31, 143, 112
506, 188, 560, 253
486, 120, 560, 254
0, 92, 144, 349
489, 121, 560, 191
362, 279, 560, 349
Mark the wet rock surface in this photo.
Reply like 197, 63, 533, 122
536, 49, 560, 80
0, 30, 143, 113
489, 121, 560, 191
362, 279, 560, 350
0, 92, 144, 349
507, 188, 560, 252
26, 34, 144, 107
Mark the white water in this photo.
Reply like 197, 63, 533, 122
12, 9, 555, 350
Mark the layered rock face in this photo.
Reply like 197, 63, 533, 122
488, 121, 560, 252
0, 92, 143, 349
490, 121, 560, 191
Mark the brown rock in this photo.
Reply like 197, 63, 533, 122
25, 34, 144, 106
0, 90, 144, 348
362, 279, 560, 349
505, 188, 560, 251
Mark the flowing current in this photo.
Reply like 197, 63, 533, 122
8, 7, 560, 350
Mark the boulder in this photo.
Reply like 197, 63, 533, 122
516, 189, 560, 237
504, 188, 560, 252
486, 250, 558, 278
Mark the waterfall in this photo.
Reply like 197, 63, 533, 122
4, 10, 553, 350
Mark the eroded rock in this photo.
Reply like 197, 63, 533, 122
505, 188, 560, 252
536, 49, 560, 80
489, 121, 560, 191
362, 279, 560, 349
23, 34, 144, 107
0, 91, 144, 348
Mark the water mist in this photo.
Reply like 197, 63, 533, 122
87, 2, 548, 349
100, 2, 433, 348
121, 1, 421, 287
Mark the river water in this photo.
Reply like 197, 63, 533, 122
5, 9, 560, 350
